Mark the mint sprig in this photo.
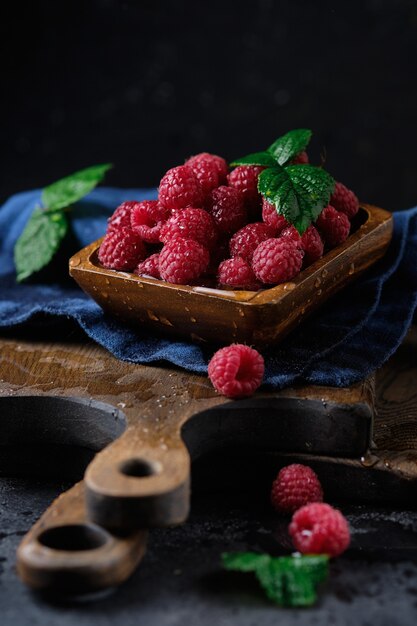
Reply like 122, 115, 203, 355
14, 163, 112, 282
222, 552, 329, 607
231, 129, 335, 234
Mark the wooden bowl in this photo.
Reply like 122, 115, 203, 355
69, 204, 393, 348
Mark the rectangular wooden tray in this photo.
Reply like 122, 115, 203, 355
69, 204, 393, 347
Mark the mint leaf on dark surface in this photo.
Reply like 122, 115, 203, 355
222, 552, 329, 607
230, 151, 277, 168
267, 129, 312, 166
14, 209, 68, 282
258, 164, 335, 234
42, 163, 112, 211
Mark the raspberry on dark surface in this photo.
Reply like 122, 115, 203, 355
158, 165, 204, 212
281, 225, 303, 247
262, 198, 289, 234
330, 181, 360, 219
208, 344, 264, 398
217, 257, 261, 291
227, 165, 264, 212
98, 228, 147, 271
160, 208, 218, 250
289, 502, 350, 557
271, 464, 324, 514
130, 200, 169, 243
316, 205, 350, 248
187, 152, 228, 184
252, 237, 303, 284
159, 238, 209, 285
229, 222, 275, 262
134, 253, 161, 279
207, 185, 247, 235
107, 201, 138, 233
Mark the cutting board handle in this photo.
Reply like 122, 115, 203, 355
84, 426, 191, 530
17, 481, 147, 594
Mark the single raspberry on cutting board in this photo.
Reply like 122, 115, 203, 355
187, 152, 228, 184
316, 205, 350, 247
217, 257, 261, 291
227, 165, 264, 211
158, 165, 204, 212
262, 198, 289, 234
289, 502, 350, 557
271, 464, 324, 514
208, 344, 264, 398
160, 208, 218, 250
134, 253, 161, 279
330, 181, 359, 219
252, 238, 303, 284
130, 200, 169, 243
98, 228, 146, 271
107, 201, 137, 233
230, 222, 275, 262
207, 185, 247, 235
159, 238, 209, 284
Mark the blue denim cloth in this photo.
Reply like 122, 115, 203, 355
1, 187, 416, 389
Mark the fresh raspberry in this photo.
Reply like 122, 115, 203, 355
208, 344, 264, 398
280, 225, 303, 247
281, 225, 324, 266
262, 198, 289, 234
98, 228, 146, 271
252, 238, 303, 285
187, 152, 228, 184
271, 464, 323, 514
107, 201, 137, 233
316, 205, 350, 248
186, 153, 227, 196
207, 186, 247, 235
159, 238, 209, 284
291, 150, 309, 165
301, 225, 324, 265
218, 257, 261, 291
230, 222, 274, 262
134, 253, 161, 279
160, 208, 218, 250
158, 165, 203, 212
289, 503, 350, 557
227, 165, 264, 211
330, 181, 359, 219
130, 200, 168, 243
206, 237, 231, 275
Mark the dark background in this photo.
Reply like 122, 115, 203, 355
2, 0, 417, 209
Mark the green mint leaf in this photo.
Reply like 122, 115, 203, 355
42, 163, 112, 211
258, 164, 335, 234
230, 151, 277, 168
14, 208, 68, 282
267, 129, 312, 166
222, 552, 328, 608
222, 552, 270, 572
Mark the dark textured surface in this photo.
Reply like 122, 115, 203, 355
2, 0, 417, 210
1, 477, 417, 625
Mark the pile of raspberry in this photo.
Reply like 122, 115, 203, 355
98, 152, 359, 289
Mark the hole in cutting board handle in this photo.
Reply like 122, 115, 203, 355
119, 458, 160, 478
37, 524, 110, 552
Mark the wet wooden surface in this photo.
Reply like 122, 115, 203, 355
0, 324, 416, 592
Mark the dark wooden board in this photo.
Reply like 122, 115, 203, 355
0, 325, 415, 592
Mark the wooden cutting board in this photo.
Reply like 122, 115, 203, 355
0, 326, 416, 592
